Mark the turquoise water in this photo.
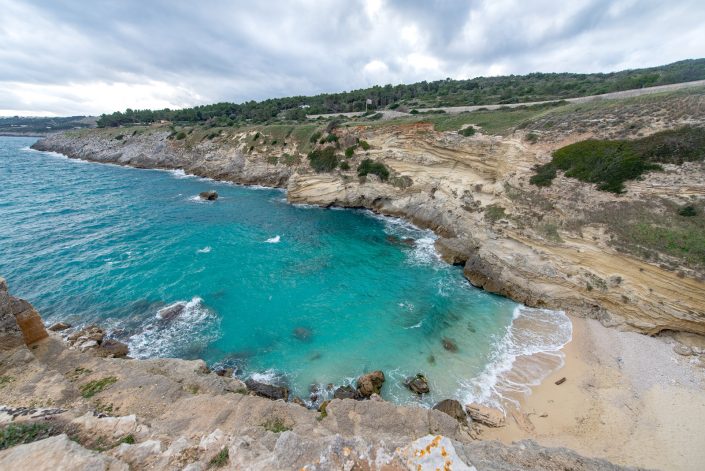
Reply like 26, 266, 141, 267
0, 136, 570, 407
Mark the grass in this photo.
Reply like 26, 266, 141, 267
262, 417, 292, 433
357, 159, 390, 181
484, 204, 507, 222
530, 126, 704, 193
209, 447, 229, 468
0, 375, 14, 388
0, 423, 58, 450
431, 102, 569, 134
80, 376, 117, 398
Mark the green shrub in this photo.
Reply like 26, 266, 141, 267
0, 423, 56, 450
368, 113, 383, 120
458, 127, 475, 137
345, 146, 355, 158
525, 132, 539, 144
253, 132, 260, 141
529, 127, 704, 193
409, 109, 419, 114
175, 132, 186, 140
678, 205, 697, 217
325, 133, 338, 143
339, 161, 350, 170
310, 131, 322, 143
357, 159, 389, 181
308, 147, 339, 172
80, 376, 117, 398
359, 140, 370, 151
208, 447, 229, 468
484, 204, 506, 222
114, 134, 123, 140
262, 417, 292, 433
119, 434, 135, 445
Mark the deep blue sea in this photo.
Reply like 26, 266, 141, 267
0, 136, 571, 407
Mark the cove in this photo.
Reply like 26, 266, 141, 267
0, 136, 570, 407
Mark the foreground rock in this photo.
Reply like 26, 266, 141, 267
356, 370, 385, 397
245, 378, 289, 401
404, 373, 430, 395
198, 190, 218, 200
97, 338, 129, 358
465, 403, 505, 427
0, 277, 48, 350
433, 399, 466, 424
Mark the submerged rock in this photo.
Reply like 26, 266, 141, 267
405, 374, 430, 395
245, 378, 289, 401
465, 402, 505, 427
442, 337, 459, 352
292, 327, 312, 342
433, 399, 466, 424
156, 303, 185, 321
356, 370, 385, 398
199, 190, 218, 200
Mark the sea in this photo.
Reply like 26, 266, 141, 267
0, 136, 572, 408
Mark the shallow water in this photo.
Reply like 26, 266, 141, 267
0, 136, 571, 407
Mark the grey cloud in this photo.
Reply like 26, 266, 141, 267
0, 0, 703, 115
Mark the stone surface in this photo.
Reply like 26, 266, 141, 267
433, 399, 466, 424
673, 344, 693, 356
465, 403, 506, 427
0, 434, 128, 471
356, 370, 385, 397
396, 435, 476, 471
98, 338, 129, 358
245, 378, 290, 401
333, 385, 359, 400
0, 277, 24, 352
48, 321, 71, 331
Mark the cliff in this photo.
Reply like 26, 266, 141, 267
32, 87, 705, 336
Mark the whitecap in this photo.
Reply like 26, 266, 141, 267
128, 297, 220, 359
404, 320, 423, 329
459, 306, 573, 412
197, 246, 212, 254
265, 235, 280, 243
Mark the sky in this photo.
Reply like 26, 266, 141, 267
1, 0, 704, 116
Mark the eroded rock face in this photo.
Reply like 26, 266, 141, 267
245, 378, 289, 401
98, 338, 130, 358
0, 278, 48, 348
433, 399, 466, 424
356, 370, 385, 398
333, 385, 359, 400
465, 403, 505, 428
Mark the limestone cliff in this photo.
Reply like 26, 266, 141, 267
32, 97, 705, 336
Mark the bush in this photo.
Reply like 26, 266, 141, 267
484, 204, 506, 222
525, 132, 539, 144
678, 205, 697, 217
325, 133, 338, 143
458, 127, 475, 137
357, 159, 389, 181
310, 131, 322, 143
175, 132, 186, 140
80, 376, 117, 398
114, 134, 124, 140
339, 161, 350, 170
308, 147, 339, 172
529, 126, 704, 193
0, 423, 57, 450
208, 447, 229, 468
344, 146, 355, 158
253, 132, 260, 141
359, 140, 370, 151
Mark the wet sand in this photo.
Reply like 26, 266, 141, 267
481, 316, 705, 471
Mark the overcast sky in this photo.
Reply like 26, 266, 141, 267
1, 0, 704, 116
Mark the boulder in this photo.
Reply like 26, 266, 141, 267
405, 374, 430, 395
333, 385, 360, 400
465, 402, 505, 427
48, 322, 72, 332
0, 278, 24, 352
199, 190, 218, 201
10, 296, 48, 345
356, 370, 385, 397
432, 399, 466, 424
156, 302, 185, 321
245, 378, 289, 401
98, 339, 129, 358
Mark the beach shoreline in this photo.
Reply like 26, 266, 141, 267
482, 314, 705, 470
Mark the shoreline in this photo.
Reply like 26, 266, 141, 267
482, 314, 705, 470
18, 139, 573, 413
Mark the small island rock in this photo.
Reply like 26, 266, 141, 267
199, 190, 218, 200
357, 370, 385, 397
405, 374, 430, 394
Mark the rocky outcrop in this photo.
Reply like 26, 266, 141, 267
465, 403, 505, 428
245, 378, 289, 401
0, 277, 47, 350
198, 190, 218, 200
404, 374, 430, 395
356, 370, 385, 397
433, 399, 467, 424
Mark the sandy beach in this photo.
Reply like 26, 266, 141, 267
481, 316, 705, 470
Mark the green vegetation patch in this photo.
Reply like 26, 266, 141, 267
484, 204, 507, 222
308, 147, 339, 172
80, 376, 118, 398
357, 159, 390, 181
530, 126, 704, 193
262, 417, 292, 433
0, 423, 58, 450
458, 126, 475, 137
209, 447, 229, 468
